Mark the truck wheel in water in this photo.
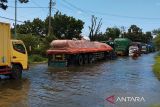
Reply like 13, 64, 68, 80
78, 55, 83, 65
83, 55, 88, 64
10, 64, 22, 79
88, 54, 95, 64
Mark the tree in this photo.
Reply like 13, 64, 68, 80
153, 28, 160, 35
145, 32, 152, 43
154, 34, 160, 50
129, 25, 141, 34
16, 34, 40, 55
124, 25, 152, 43
89, 15, 102, 41
104, 27, 120, 40
0, 0, 8, 10
45, 12, 84, 39
16, 18, 46, 37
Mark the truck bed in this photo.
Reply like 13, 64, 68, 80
0, 22, 11, 67
47, 40, 113, 54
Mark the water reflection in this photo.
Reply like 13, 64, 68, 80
0, 78, 30, 107
0, 53, 160, 107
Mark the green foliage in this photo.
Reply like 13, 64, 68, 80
0, 0, 7, 10
154, 34, 160, 50
16, 18, 46, 37
13, 12, 84, 40
40, 35, 57, 56
124, 25, 152, 43
45, 12, 84, 39
153, 28, 160, 35
104, 27, 120, 40
89, 27, 120, 41
12, 13, 84, 56
29, 54, 47, 63
153, 53, 160, 80
90, 33, 107, 41
0, 0, 28, 10
89, 25, 152, 43
16, 34, 40, 55
150, 104, 160, 107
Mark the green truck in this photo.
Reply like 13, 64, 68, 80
114, 38, 132, 56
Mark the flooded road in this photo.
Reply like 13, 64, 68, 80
0, 53, 160, 107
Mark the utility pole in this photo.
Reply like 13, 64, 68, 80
48, 0, 56, 36
15, 0, 17, 37
14, 0, 29, 38
48, 0, 52, 36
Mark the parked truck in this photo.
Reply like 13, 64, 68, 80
129, 45, 141, 57
47, 40, 113, 67
147, 42, 156, 53
141, 44, 148, 54
0, 22, 28, 79
114, 38, 132, 56
101, 40, 117, 59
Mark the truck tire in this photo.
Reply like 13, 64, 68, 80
84, 55, 88, 64
78, 55, 83, 65
10, 64, 22, 79
88, 54, 95, 64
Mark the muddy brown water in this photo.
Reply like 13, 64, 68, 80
0, 53, 160, 107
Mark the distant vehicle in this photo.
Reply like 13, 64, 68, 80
101, 40, 117, 59
129, 45, 140, 56
47, 40, 113, 67
147, 42, 156, 53
141, 44, 148, 54
114, 38, 132, 56
132, 42, 142, 50
0, 22, 28, 79
106, 41, 115, 49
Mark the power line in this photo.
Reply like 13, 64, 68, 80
8, 6, 48, 8
31, 0, 47, 12
62, 0, 160, 20
0, 16, 24, 23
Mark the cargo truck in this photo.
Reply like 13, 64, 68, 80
147, 42, 156, 53
0, 22, 28, 79
141, 44, 148, 54
114, 38, 132, 56
47, 40, 113, 67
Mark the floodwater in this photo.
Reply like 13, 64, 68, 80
0, 53, 160, 107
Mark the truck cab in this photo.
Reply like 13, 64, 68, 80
0, 40, 28, 79
12, 40, 28, 70
114, 38, 132, 56
141, 44, 148, 54
129, 45, 140, 56
0, 22, 28, 79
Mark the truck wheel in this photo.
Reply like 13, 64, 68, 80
88, 55, 95, 64
10, 64, 22, 79
84, 55, 88, 64
78, 55, 83, 65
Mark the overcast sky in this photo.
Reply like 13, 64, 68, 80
1, 0, 160, 36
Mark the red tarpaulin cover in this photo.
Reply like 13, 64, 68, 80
47, 40, 113, 54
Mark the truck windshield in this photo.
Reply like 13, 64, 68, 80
13, 43, 26, 54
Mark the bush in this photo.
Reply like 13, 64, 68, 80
153, 52, 160, 80
16, 34, 41, 55
29, 55, 47, 63
150, 104, 160, 107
